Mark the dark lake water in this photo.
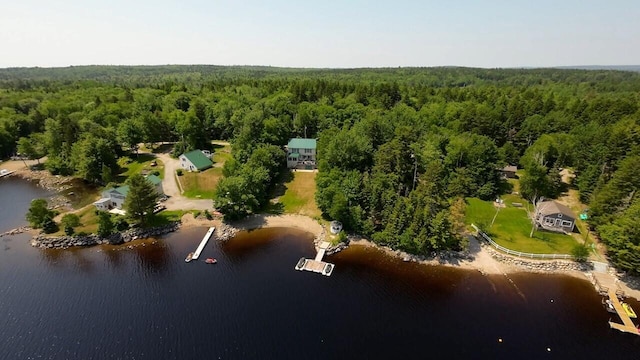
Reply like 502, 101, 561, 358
1, 178, 640, 359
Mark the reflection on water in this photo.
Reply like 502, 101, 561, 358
0, 177, 52, 232
1, 188, 640, 359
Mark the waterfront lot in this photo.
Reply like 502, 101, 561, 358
180, 167, 223, 199
180, 142, 230, 199
465, 197, 578, 254
117, 154, 164, 182
272, 171, 321, 218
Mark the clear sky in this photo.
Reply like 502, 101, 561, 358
0, 0, 638, 68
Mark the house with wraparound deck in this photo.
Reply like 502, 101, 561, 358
286, 138, 316, 169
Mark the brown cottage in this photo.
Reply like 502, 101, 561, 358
535, 200, 576, 234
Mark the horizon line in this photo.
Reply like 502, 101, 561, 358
1, 63, 639, 71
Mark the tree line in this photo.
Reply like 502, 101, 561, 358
1, 66, 639, 273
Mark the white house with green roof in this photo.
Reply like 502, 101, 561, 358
93, 175, 164, 211
179, 150, 213, 172
287, 138, 317, 169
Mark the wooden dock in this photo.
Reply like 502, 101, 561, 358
607, 289, 639, 335
192, 227, 215, 260
294, 241, 335, 276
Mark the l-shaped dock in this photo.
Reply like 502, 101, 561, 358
607, 289, 640, 335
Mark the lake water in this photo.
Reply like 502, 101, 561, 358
1, 178, 639, 359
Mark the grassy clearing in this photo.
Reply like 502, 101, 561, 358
212, 142, 232, 166
145, 210, 186, 227
465, 197, 578, 254
63, 206, 101, 234
117, 154, 164, 181
181, 167, 223, 199
53, 208, 185, 235
275, 171, 321, 218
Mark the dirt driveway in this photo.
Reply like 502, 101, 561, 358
154, 152, 213, 211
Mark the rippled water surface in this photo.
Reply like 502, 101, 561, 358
1, 178, 639, 359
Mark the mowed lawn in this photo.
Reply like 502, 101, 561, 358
117, 153, 164, 181
58, 205, 100, 235
278, 171, 321, 218
465, 198, 578, 254
181, 167, 223, 199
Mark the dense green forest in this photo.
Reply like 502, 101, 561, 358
1, 66, 639, 273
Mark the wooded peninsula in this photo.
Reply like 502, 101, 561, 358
1, 66, 639, 274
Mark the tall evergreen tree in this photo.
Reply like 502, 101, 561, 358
124, 174, 158, 225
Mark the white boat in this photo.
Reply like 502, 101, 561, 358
603, 298, 616, 314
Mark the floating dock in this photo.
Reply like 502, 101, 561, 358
607, 289, 640, 335
295, 241, 334, 276
192, 227, 215, 260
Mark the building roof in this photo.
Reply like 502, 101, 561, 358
502, 165, 518, 173
94, 198, 111, 204
289, 152, 300, 158
115, 185, 130, 197
145, 174, 162, 186
182, 150, 213, 170
537, 200, 575, 218
104, 186, 129, 197
287, 138, 316, 149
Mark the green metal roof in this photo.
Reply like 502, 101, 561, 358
289, 152, 300, 158
115, 185, 130, 197
287, 138, 316, 149
145, 174, 162, 185
182, 150, 213, 170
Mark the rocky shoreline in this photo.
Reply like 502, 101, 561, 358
215, 223, 238, 242
0, 226, 32, 238
325, 232, 594, 276
483, 244, 593, 273
31, 222, 181, 249
16, 168, 74, 192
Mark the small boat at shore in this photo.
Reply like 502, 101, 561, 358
603, 298, 616, 314
185, 252, 194, 263
622, 302, 637, 318
205, 258, 217, 264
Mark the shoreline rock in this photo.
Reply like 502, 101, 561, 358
215, 223, 238, 242
0, 226, 32, 238
15, 169, 74, 193
483, 244, 593, 273
30, 222, 181, 249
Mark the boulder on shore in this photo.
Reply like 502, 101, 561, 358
30, 222, 181, 249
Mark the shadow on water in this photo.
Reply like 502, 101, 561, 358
39, 248, 98, 273
130, 239, 174, 275
38, 238, 173, 276
222, 227, 314, 265
3, 223, 640, 359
